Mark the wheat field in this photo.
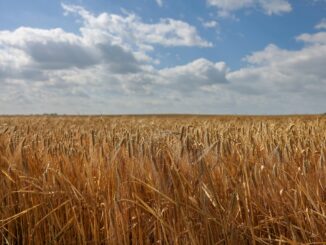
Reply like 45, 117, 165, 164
0, 115, 325, 244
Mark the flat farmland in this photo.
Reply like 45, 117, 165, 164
0, 115, 325, 244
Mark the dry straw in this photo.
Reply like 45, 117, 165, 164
0, 115, 325, 244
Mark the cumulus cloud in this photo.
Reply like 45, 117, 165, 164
0, 4, 211, 77
0, 4, 217, 114
0, 4, 325, 114
202, 20, 218, 28
258, 0, 292, 15
225, 31, 326, 113
0, 27, 142, 74
62, 4, 211, 48
296, 32, 326, 44
207, 0, 254, 15
0, 4, 213, 99
159, 59, 228, 90
315, 19, 326, 30
207, 0, 292, 17
155, 0, 163, 7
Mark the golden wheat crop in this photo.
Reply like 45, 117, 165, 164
0, 115, 325, 244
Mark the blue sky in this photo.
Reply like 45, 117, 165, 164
0, 0, 325, 114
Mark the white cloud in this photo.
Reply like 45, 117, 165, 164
158, 58, 229, 92
207, 0, 292, 17
258, 0, 292, 15
155, 0, 163, 7
0, 4, 216, 114
136, 18, 213, 47
0, 4, 325, 115
0, 4, 212, 92
0, 27, 142, 74
225, 31, 326, 113
207, 0, 254, 14
315, 19, 326, 30
296, 32, 326, 44
62, 4, 211, 48
242, 44, 290, 65
202, 20, 218, 28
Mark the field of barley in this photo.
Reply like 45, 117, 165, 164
0, 115, 325, 244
